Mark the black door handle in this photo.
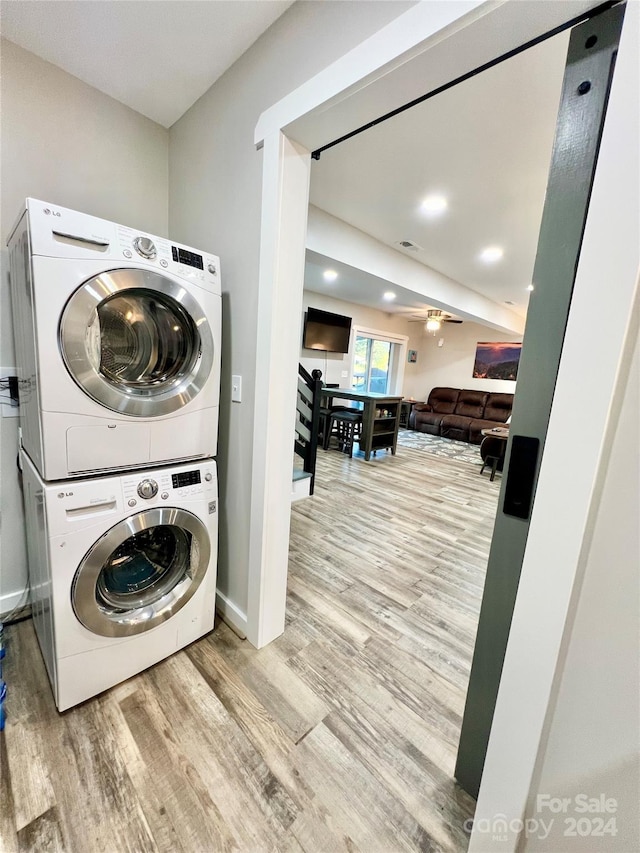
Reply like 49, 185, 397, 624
503, 435, 540, 520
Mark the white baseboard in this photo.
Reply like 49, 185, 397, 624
215, 590, 248, 639
1, 587, 30, 621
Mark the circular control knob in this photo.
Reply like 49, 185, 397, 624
207, 263, 217, 275
133, 236, 157, 259
161, 491, 169, 500
137, 479, 158, 500
128, 499, 137, 507
205, 472, 213, 482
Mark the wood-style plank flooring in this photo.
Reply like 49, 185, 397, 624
1, 439, 500, 852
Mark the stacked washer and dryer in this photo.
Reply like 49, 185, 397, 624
8, 199, 222, 711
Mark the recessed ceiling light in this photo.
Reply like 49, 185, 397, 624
526, 284, 535, 291
323, 269, 338, 282
383, 291, 396, 301
420, 195, 448, 216
479, 246, 504, 263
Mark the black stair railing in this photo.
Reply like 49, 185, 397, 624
294, 364, 323, 494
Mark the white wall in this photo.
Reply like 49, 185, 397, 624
0, 39, 169, 241
168, 1, 416, 629
404, 320, 521, 399
0, 39, 169, 616
521, 327, 639, 852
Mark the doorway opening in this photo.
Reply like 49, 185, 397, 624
248, 0, 636, 843
289, 0, 624, 824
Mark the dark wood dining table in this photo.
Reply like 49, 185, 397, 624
319, 388, 403, 461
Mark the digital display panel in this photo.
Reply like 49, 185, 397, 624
172, 246, 204, 270
172, 470, 201, 488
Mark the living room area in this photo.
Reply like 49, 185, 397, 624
290, 179, 529, 847
299, 276, 520, 476
289, 282, 525, 847
286, 18, 572, 844
291, 276, 515, 843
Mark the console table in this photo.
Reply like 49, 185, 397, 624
319, 388, 402, 461
480, 427, 510, 481
399, 399, 424, 427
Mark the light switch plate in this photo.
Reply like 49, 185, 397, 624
231, 374, 242, 403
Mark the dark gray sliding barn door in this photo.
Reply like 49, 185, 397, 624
455, 2, 625, 799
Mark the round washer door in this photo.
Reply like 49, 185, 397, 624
59, 268, 214, 417
72, 507, 211, 638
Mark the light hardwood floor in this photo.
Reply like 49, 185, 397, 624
1, 440, 500, 853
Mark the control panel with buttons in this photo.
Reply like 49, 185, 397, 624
30, 201, 220, 296
121, 461, 216, 508
114, 225, 221, 295
42, 458, 217, 541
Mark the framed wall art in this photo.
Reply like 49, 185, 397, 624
473, 342, 522, 380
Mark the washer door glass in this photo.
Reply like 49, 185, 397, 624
97, 524, 191, 611
72, 507, 211, 637
60, 269, 214, 417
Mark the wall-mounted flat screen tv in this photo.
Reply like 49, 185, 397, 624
303, 307, 352, 353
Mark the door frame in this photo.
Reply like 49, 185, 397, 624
249, 0, 639, 845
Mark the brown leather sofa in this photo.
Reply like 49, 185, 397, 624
408, 387, 513, 444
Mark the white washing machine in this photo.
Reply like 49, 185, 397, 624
20, 449, 218, 711
8, 199, 221, 480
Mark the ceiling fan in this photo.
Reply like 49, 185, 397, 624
406, 309, 464, 331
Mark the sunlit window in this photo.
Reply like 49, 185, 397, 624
352, 335, 392, 394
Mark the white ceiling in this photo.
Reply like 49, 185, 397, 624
307, 29, 570, 320
0, 0, 295, 127
305, 249, 465, 321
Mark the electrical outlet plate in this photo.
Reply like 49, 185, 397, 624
0, 366, 19, 418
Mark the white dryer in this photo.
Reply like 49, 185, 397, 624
21, 449, 218, 711
8, 199, 221, 480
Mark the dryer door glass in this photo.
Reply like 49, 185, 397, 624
72, 507, 211, 637
89, 289, 200, 391
60, 269, 215, 417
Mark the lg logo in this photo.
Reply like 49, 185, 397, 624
43, 208, 61, 217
